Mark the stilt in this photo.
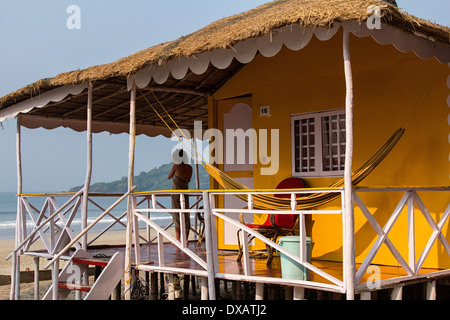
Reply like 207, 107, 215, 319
34, 257, 39, 300
255, 283, 264, 300
268, 284, 279, 300
94, 265, 102, 281
293, 287, 305, 300
174, 274, 180, 299
360, 291, 371, 300
183, 275, 190, 300
191, 275, 197, 297
285, 286, 293, 300
232, 281, 242, 300
159, 272, 165, 299
201, 277, 208, 300
167, 274, 176, 300
52, 259, 59, 300
391, 285, 403, 300
145, 271, 150, 299
150, 272, 158, 300
215, 279, 221, 299
242, 281, 249, 299
426, 281, 437, 300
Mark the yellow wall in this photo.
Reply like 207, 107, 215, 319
210, 29, 450, 269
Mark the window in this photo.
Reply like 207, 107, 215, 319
291, 109, 346, 177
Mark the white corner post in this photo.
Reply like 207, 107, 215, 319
10, 118, 23, 300
81, 82, 93, 250
202, 191, 216, 300
78, 82, 93, 298
124, 80, 137, 300
343, 30, 356, 300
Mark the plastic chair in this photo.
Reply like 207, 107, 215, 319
237, 177, 308, 266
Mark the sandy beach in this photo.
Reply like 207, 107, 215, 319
0, 229, 165, 300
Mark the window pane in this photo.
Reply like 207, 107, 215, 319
294, 117, 316, 173
294, 120, 300, 172
322, 113, 346, 172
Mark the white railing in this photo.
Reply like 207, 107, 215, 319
130, 187, 450, 298
353, 187, 450, 291
12, 191, 133, 258
10, 186, 450, 299
131, 188, 348, 295
209, 188, 346, 293
131, 191, 208, 278
8, 189, 136, 300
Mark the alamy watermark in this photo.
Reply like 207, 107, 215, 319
366, 265, 381, 290
367, 5, 382, 30
171, 121, 280, 176
66, 5, 81, 30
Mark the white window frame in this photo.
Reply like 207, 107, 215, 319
290, 109, 346, 178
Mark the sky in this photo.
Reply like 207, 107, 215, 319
0, 0, 448, 193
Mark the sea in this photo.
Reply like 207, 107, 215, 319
0, 192, 196, 240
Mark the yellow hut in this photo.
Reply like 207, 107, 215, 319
1, 0, 449, 300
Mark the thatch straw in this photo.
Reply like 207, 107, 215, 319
1, 0, 448, 108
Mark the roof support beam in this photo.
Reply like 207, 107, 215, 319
62, 85, 127, 117
143, 86, 209, 97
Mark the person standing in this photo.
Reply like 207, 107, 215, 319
168, 149, 193, 241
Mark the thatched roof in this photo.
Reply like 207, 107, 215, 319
0, 0, 448, 132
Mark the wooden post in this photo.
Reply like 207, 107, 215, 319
11, 119, 23, 300
193, 139, 201, 239
191, 276, 197, 297
201, 277, 208, 300
293, 287, 305, 300
202, 191, 216, 300
242, 281, 249, 300
159, 272, 165, 299
79, 82, 93, 295
391, 285, 403, 300
183, 275, 190, 300
342, 30, 356, 300
285, 286, 293, 300
150, 272, 158, 300
426, 281, 437, 300
255, 282, 264, 300
34, 257, 40, 300
81, 82, 93, 250
52, 259, 59, 300
360, 291, 371, 300
407, 191, 416, 274
124, 81, 137, 300
167, 273, 175, 300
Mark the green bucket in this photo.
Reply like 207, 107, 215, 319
278, 236, 311, 280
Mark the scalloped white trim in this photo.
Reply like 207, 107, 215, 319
128, 21, 450, 90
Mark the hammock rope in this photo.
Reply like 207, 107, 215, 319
136, 81, 405, 210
